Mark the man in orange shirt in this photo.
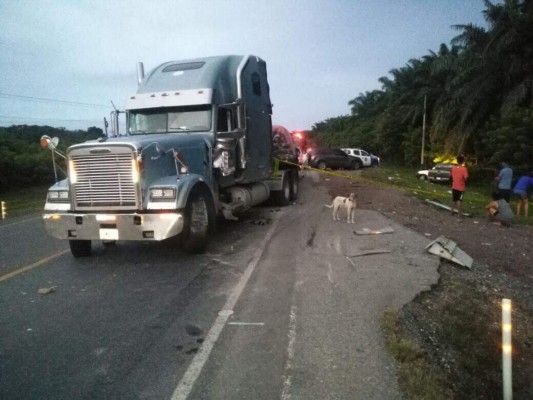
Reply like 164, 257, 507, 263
450, 155, 469, 216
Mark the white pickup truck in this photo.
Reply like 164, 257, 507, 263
341, 148, 378, 167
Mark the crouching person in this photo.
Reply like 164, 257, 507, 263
485, 192, 515, 227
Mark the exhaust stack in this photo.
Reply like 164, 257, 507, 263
136, 62, 144, 85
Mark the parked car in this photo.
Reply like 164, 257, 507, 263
341, 148, 380, 167
417, 163, 454, 182
307, 148, 363, 170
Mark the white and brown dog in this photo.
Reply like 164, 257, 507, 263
325, 193, 357, 223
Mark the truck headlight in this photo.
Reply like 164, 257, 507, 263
47, 190, 70, 202
150, 187, 177, 201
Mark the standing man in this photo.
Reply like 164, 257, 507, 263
450, 155, 469, 216
495, 161, 513, 202
513, 172, 533, 217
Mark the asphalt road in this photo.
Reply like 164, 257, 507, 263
0, 172, 439, 400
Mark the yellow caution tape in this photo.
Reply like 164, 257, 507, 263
274, 158, 451, 200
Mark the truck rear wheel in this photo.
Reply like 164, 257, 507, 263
69, 240, 92, 257
274, 172, 291, 206
289, 169, 299, 201
182, 188, 215, 254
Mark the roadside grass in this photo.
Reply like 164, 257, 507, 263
381, 310, 451, 400
362, 164, 533, 225
0, 185, 49, 218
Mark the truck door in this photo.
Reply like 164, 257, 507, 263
240, 57, 272, 181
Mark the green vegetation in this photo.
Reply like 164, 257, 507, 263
381, 310, 451, 400
362, 165, 533, 225
0, 185, 49, 218
0, 125, 102, 192
309, 0, 533, 173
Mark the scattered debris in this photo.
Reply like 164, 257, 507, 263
426, 236, 473, 269
425, 199, 472, 217
348, 249, 392, 257
424, 233, 432, 237
354, 227, 395, 235
38, 286, 57, 295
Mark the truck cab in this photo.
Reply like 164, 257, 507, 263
42, 55, 298, 257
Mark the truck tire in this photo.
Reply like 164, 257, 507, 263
289, 169, 299, 201
69, 240, 92, 257
274, 172, 291, 206
182, 187, 216, 254
317, 161, 326, 170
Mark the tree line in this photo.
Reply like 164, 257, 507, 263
0, 125, 103, 192
309, 0, 533, 173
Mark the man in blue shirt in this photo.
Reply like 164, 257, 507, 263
513, 172, 533, 217
495, 161, 513, 202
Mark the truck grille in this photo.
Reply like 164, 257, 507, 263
71, 151, 138, 210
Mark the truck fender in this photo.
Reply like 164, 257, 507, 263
146, 174, 215, 210
175, 175, 215, 210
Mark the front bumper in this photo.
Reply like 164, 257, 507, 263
42, 212, 184, 241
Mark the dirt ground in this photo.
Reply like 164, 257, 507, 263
322, 172, 533, 399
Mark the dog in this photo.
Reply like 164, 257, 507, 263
324, 193, 356, 223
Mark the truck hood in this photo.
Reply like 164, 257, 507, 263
80, 132, 214, 153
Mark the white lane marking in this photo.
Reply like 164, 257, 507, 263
170, 213, 282, 400
0, 250, 70, 283
280, 303, 298, 400
0, 216, 41, 230
227, 322, 265, 326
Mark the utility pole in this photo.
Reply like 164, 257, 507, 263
420, 95, 427, 165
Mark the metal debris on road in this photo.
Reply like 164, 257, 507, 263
354, 227, 395, 235
38, 286, 57, 295
348, 249, 392, 257
426, 236, 473, 269
425, 199, 472, 217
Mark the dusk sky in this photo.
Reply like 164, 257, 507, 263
0, 0, 489, 132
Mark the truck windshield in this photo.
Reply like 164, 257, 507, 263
128, 106, 212, 134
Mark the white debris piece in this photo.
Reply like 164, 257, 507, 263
426, 236, 473, 269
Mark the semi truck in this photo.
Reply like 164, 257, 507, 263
42, 55, 299, 257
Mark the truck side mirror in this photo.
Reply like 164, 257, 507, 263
40, 135, 59, 150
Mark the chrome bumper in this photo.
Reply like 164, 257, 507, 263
42, 212, 184, 241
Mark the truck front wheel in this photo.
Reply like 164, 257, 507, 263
182, 188, 215, 254
69, 240, 92, 257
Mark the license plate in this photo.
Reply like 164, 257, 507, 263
99, 228, 119, 240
